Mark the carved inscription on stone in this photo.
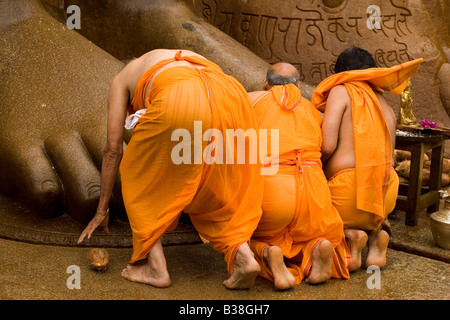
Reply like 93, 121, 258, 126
195, 0, 414, 85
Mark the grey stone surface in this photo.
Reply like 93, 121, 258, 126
0, 239, 448, 301
0, 195, 449, 301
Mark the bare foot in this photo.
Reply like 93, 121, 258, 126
364, 229, 389, 269
305, 239, 333, 284
344, 228, 368, 272
223, 242, 261, 290
381, 218, 392, 236
263, 246, 296, 290
121, 240, 171, 288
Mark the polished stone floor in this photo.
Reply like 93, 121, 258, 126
0, 196, 448, 303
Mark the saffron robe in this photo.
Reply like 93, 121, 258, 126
250, 84, 350, 284
120, 51, 263, 274
328, 167, 399, 230
311, 58, 423, 226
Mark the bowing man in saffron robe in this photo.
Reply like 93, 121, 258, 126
79, 49, 263, 289
248, 63, 351, 290
311, 47, 423, 270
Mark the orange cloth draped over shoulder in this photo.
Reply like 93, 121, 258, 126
120, 51, 263, 274
250, 84, 350, 284
311, 59, 423, 220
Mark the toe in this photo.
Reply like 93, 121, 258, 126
3, 145, 64, 218
45, 133, 102, 224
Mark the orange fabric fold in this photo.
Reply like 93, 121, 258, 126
311, 59, 422, 219
328, 167, 400, 230
252, 84, 323, 165
121, 51, 263, 270
250, 84, 350, 283
129, 51, 223, 115
312, 59, 423, 112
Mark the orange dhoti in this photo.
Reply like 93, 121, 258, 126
328, 167, 399, 230
250, 84, 350, 284
312, 58, 423, 230
120, 52, 263, 274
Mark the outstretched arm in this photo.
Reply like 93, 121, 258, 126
98, 74, 129, 211
78, 74, 129, 243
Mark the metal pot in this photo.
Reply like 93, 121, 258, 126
430, 200, 450, 250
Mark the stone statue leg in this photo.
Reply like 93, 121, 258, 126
62, 0, 314, 97
2, 0, 317, 225
439, 63, 450, 116
0, 0, 125, 223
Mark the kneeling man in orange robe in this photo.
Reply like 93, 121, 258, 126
78, 49, 264, 289
311, 47, 423, 270
247, 63, 351, 290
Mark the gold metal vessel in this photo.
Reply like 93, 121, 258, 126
430, 200, 450, 250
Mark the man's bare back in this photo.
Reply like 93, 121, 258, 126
320, 82, 397, 271
117, 49, 207, 102
321, 84, 397, 180
81, 48, 262, 290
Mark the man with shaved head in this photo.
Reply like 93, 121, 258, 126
247, 63, 351, 289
